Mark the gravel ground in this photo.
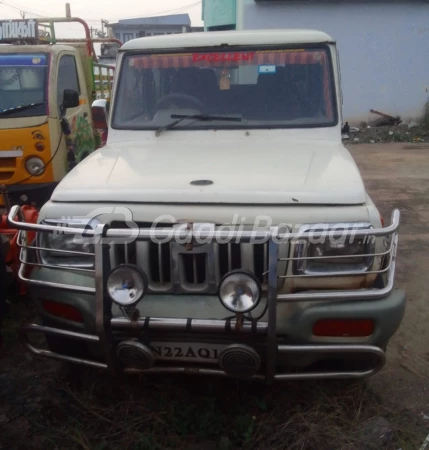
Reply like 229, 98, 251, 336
344, 124, 429, 145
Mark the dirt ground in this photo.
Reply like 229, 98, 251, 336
348, 143, 429, 409
1, 142, 429, 450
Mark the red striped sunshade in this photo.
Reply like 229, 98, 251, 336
128, 49, 333, 119
130, 49, 327, 69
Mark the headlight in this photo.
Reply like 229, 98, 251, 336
107, 265, 148, 307
293, 223, 375, 274
218, 271, 261, 313
25, 156, 45, 175
37, 219, 97, 267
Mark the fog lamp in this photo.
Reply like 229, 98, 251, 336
107, 265, 148, 307
218, 271, 261, 313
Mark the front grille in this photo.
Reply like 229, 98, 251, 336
0, 158, 16, 169
181, 253, 207, 284
114, 237, 271, 294
149, 241, 172, 283
0, 171, 14, 181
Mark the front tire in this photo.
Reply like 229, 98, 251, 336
41, 317, 91, 359
0, 241, 7, 348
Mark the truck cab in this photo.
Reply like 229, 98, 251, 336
10, 29, 405, 382
0, 18, 117, 207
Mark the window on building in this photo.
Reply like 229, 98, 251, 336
138, 31, 146, 37
115, 33, 121, 40
207, 24, 236, 32
57, 54, 80, 112
123, 33, 134, 42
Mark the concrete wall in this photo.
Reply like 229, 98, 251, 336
203, 0, 237, 29
241, 0, 429, 124
113, 26, 185, 42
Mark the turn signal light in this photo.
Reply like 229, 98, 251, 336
313, 319, 374, 337
35, 142, 45, 152
42, 299, 84, 323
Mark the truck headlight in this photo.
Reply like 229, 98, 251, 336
25, 156, 45, 175
37, 219, 97, 268
293, 223, 375, 274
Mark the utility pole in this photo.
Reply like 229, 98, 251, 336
66, 3, 71, 18
20, 10, 25, 18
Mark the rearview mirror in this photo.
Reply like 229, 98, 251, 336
62, 89, 80, 111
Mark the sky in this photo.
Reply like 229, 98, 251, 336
0, 0, 204, 37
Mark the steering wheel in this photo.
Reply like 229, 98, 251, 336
154, 93, 207, 115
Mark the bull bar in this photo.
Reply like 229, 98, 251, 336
8, 205, 400, 383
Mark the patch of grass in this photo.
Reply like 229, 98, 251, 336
1, 298, 427, 450
1, 370, 423, 450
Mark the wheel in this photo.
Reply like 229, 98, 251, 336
0, 241, 7, 348
41, 317, 98, 382
41, 317, 91, 359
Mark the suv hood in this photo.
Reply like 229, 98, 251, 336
51, 137, 366, 205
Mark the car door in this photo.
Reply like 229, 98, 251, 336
56, 53, 95, 167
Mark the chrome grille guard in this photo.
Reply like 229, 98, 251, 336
8, 206, 401, 382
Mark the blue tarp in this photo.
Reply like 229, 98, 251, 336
0, 54, 47, 67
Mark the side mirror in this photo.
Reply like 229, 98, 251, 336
62, 89, 80, 111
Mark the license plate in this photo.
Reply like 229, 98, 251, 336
150, 342, 225, 363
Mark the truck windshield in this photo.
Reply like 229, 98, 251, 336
0, 53, 48, 118
113, 46, 337, 130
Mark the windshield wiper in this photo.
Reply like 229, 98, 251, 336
155, 114, 242, 136
0, 102, 46, 118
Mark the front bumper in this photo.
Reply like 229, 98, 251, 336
10, 206, 404, 382
23, 286, 405, 380
1, 182, 57, 208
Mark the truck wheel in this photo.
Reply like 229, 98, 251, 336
40, 317, 99, 382
41, 317, 92, 360
0, 242, 7, 349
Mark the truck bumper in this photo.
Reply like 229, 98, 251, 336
1, 182, 57, 208
23, 269, 406, 382
11, 206, 404, 383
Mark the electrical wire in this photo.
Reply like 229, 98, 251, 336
0, 1, 202, 28
0, 1, 47, 17
110, 1, 201, 21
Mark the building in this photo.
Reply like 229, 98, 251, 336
108, 14, 203, 44
202, 0, 429, 124
99, 42, 120, 66
102, 13, 203, 65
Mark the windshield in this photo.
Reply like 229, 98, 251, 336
113, 46, 337, 130
0, 53, 48, 118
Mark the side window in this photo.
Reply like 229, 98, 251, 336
57, 55, 80, 111
123, 33, 134, 42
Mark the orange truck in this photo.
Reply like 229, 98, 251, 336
0, 17, 120, 291
0, 17, 120, 207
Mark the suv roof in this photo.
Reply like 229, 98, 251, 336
120, 29, 334, 51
